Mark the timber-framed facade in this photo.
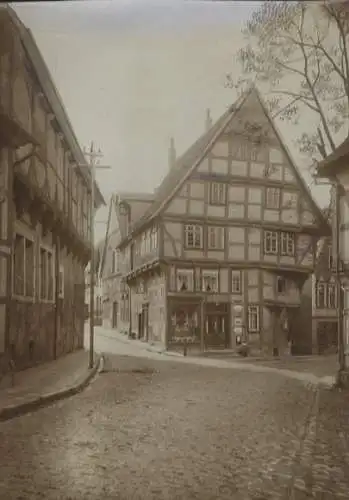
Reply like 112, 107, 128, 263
0, 7, 104, 372
111, 86, 329, 356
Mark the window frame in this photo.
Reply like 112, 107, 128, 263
264, 230, 278, 255
231, 270, 242, 294
280, 231, 295, 256
276, 276, 286, 294
58, 264, 64, 298
39, 245, 55, 303
176, 268, 194, 292
207, 226, 225, 250
184, 224, 203, 249
265, 187, 281, 210
248, 305, 259, 332
210, 182, 226, 206
202, 269, 219, 292
12, 229, 36, 301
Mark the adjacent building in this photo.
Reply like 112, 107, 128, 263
100, 192, 154, 333
110, 86, 328, 356
317, 136, 349, 370
0, 7, 104, 372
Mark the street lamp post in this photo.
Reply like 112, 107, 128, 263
82, 142, 111, 369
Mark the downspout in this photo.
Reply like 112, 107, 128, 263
53, 234, 60, 359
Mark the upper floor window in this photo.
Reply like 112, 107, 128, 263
248, 305, 259, 332
208, 226, 225, 250
280, 232, 295, 256
265, 187, 281, 210
177, 269, 194, 292
150, 227, 158, 250
264, 230, 295, 256
112, 250, 117, 274
264, 230, 278, 255
231, 271, 242, 293
202, 270, 219, 292
315, 280, 336, 309
328, 245, 333, 270
184, 224, 203, 249
40, 247, 54, 302
277, 276, 286, 294
210, 182, 226, 205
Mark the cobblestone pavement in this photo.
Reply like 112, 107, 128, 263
1, 353, 347, 500
289, 386, 349, 500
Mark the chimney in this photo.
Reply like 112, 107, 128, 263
205, 108, 213, 131
168, 136, 176, 170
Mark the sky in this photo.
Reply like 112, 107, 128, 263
13, 0, 329, 241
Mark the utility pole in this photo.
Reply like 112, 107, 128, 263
83, 142, 111, 369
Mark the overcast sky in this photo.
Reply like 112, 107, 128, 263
13, 0, 328, 240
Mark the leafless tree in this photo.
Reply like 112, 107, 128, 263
226, 1, 349, 159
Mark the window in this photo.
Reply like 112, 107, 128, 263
150, 227, 158, 250
277, 276, 286, 293
264, 231, 278, 254
208, 226, 225, 250
265, 187, 281, 209
40, 247, 54, 301
177, 269, 194, 292
315, 281, 326, 308
112, 250, 117, 274
231, 271, 241, 293
328, 245, 333, 270
13, 233, 35, 298
184, 225, 203, 249
280, 232, 295, 256
59, 265, 64, 298
315, 281, 337, 309
248, 305, 259, 332
327, 283, 336, 308
210, 182, 226, 205
202, 270, 219, 292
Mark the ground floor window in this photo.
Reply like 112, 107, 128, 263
13, 232, 35, 299
169, 303, 199, 343
248, 305, 259, 332
40, 247, 54, 302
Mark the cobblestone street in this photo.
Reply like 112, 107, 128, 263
1, 352, 348, 500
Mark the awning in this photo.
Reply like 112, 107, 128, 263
0, 107, 37, 149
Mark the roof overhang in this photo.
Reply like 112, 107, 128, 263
316, 137, 349, 178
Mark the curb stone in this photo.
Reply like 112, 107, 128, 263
0, 353, 103, 422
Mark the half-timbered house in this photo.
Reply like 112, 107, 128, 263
0, 7, 104, 372
100, 192, 155, 333
115, 86, 329, 356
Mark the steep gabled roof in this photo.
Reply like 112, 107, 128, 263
125, 86, 328, 240
129, 92, 248, 236
3, 5, 105, 208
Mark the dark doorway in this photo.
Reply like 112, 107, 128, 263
112, 302, 118, 329
205, 303, 229, 349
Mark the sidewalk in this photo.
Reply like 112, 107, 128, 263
0, 349, 101, 422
